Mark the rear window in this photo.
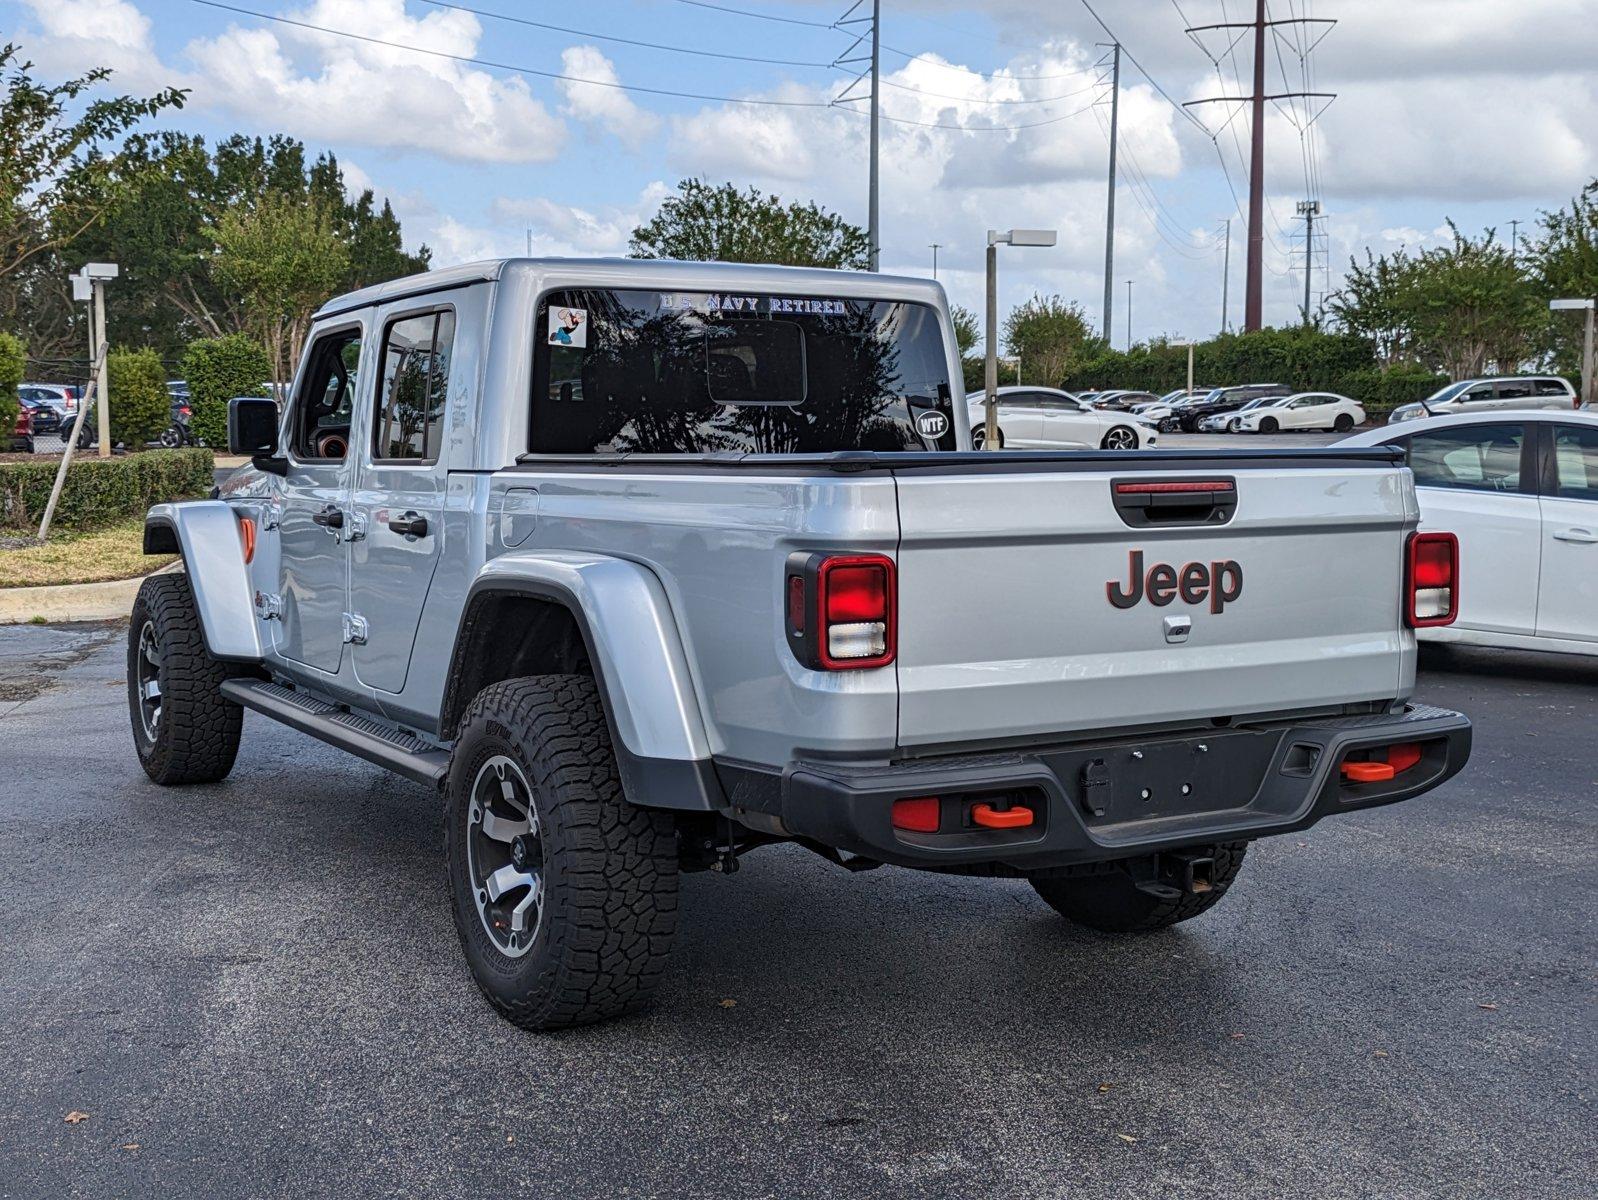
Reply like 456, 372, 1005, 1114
530, 290, 955, 454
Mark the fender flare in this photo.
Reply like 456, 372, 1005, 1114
144, 502, 263, 662
453, 551, 721, 811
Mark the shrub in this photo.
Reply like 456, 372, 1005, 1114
1063, 327, 1377, 395
182, 333, 270, 448
1334, 367, 1450, 418
0, 331, 23, 436
0, 447, 213, 534
106, 347, 170, 448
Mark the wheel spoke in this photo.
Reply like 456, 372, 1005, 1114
480, 810, 530, 843
510, 874, 541, 932
485, 863, 535, 902
140, 679, 161, 701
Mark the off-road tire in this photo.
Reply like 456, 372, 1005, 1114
128, 573, 242, 785
1029, 841, 1248, 933
1333, 412, 1355, 432
1258, 416, 1280, 434
445, 675, 679, 1030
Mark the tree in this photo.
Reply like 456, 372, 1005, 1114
181, 333, 271, 448
950, 304, 980, 357
629, 179, 870, 269
212, 194, 350, 390
0, 330, 23, 434
0, 44, 186, 285
1003, 295, 1098, 387
1330, 224, 1541, 379
106, 346, 169, 447
1528, 180, 1598, 380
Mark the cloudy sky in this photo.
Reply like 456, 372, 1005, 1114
8, 0, 1597, 344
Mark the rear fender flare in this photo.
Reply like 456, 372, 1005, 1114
455, 552, 719, 811
143, 502, 262, 662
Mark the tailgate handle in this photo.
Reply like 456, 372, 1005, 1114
1112, 478, 1237, 527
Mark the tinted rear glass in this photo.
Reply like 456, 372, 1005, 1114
531, 289, 955, 454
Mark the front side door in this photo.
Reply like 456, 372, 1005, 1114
348, 306, 455, 694
1406, 421, 1540, 635
275, 323, 365, 673
1035, 395, 1096, 447
1536, 422, 1598, 643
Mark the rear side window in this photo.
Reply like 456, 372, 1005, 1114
1551, 425, 1598, 500
1536, 379, 1572, 397
529, 289, 955, 454
1496, 379, 1534, 400
1407, 423, 1526, 492
373, 309, 455, 462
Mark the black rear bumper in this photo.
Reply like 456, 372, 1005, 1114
759, 704, 1471, 872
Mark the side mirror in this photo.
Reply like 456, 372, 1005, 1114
228, 396, 286, 474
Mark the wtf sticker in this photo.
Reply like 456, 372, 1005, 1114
548, 307, 587, 348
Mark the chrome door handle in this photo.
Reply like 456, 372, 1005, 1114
1552, 527, 1597, 544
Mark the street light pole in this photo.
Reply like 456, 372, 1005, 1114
1551, 298, 1596, 409
984, 228, 1057, 449
1125, 280, 1133, 352
929, 243, 940, 279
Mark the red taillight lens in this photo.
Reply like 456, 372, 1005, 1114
1405, 531, 1458, 628
179, 405, 191, 417
892, 796, 940, 833
785, 552, 896, 670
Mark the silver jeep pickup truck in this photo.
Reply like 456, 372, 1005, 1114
133, 258, 1471, 1030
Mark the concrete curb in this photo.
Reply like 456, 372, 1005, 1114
0, 562, 179, 626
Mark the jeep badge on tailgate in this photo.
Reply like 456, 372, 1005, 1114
1107, 550, 1243, 614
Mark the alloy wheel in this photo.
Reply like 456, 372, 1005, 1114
466, 755, 544, 958
135, 621, 163, 742
1103, 426, 1138, 450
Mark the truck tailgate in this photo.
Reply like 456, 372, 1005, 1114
892, 457, 1414, 749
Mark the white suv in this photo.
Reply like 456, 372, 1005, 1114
1388, 376, 1576, 424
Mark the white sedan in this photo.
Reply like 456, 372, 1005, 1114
1230, 392, 1365, 433
969, 386, 1156, 450
1340, 411, 1598, 657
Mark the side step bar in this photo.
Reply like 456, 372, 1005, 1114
220, 678, 451, 787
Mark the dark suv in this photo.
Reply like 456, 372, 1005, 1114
1178, 383, 1292, 432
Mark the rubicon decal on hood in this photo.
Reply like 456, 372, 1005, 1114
1107, 550, 1243, 614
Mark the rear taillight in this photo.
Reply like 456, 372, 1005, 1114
785, 552, 896, 670
1405, 531, 1458, 627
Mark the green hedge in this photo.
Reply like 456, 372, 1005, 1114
1065, 327, 1377, 395
107, 347, 171, 448
1332, 367, 1449, 417
0, 447, 214, 534
0, 331, 23, 436
182, 333, 270, 449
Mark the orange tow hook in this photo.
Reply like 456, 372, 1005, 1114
971, 802, 1034, 829
1340, 742, 1423, 784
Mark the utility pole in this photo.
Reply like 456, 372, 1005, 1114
1101, 41, 1121, 344
834, 1, 881, 270
1220, 217, 1232, 334
1125, 280, 1133, 351
1297, 200, 1321, 325
526, 228, 532, 256
868, 0, 880, 271
1183, 7, 1335, 331
1508, 218, 1521, 261
929, 243, 941, 279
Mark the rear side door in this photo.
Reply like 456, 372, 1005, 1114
1536, 422, 1598, 643
996, 393, 1043, 445
1405, 421, 1540, 635
347, 304, 456, 694
275, 322, 366, 674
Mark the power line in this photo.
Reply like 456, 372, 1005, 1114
188, 0, 836, 107
668, 0, 835, 30
1079, 0, 1214, 135
416, 0, 835, 68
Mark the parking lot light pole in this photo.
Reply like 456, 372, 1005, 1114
1550, 298, 1596, 408
984, 228, 1057, 449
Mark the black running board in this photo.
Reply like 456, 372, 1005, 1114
220, 678, 451, 787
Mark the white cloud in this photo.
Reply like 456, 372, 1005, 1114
556, 46, 660, 149
491, 183, 672, 256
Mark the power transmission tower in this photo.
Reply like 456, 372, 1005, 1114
1183, 4, 1335, 331
833, 1, 881, 271
1100, 42, 1121, 344
1297, 200, 1322, 324
1508, 218, 1522, 261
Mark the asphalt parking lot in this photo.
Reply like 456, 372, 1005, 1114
1, 622, 1593, 1200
